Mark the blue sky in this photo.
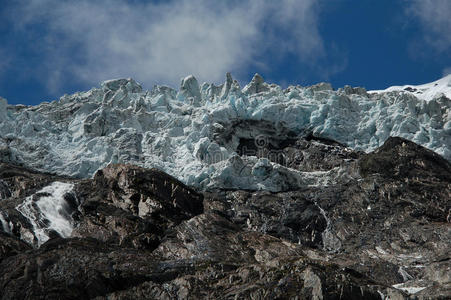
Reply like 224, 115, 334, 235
0, 0, 450, 105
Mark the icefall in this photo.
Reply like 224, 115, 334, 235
0, 73, 450, 191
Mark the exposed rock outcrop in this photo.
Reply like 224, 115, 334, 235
72, 164, 203, 250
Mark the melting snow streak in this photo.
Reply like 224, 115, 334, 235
16, 182, 76, 246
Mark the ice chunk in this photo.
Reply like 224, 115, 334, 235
178, 75, 202, 106
101, 78, 142, 93
242, 73, 270, 94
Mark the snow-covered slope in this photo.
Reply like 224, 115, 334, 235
370, 74, 451, 101
0, 74, 450, 191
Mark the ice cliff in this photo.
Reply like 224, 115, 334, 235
0, 73, 450, 191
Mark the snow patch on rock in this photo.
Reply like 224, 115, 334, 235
16, 182, 77, 247
392, 283, 427, 295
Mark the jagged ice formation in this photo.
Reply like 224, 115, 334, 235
0, 73, 450, 192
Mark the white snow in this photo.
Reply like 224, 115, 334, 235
392, 283, 427, 294
370, 74, 451, 101
0, 74, 450, 192
16, 182, 76, 246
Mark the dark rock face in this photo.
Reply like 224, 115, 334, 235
283, 134, 361, 172
0, 163, 64, 199
204, 190, 328, 248
359, 136, 451, 182
72, 164, 204, 250
0, 137, 449, 299
0, 231, 31, 262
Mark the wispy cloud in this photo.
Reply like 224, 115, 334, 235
405, 0, 451, 53
2, 0, 330, 92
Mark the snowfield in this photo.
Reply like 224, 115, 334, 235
370, 74, 451, 101
0, 74, 450, 191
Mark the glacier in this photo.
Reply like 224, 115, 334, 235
0, 73, 450, 192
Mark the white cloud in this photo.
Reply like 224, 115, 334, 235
3, 0, 328, 92
406, 0, 451, 52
